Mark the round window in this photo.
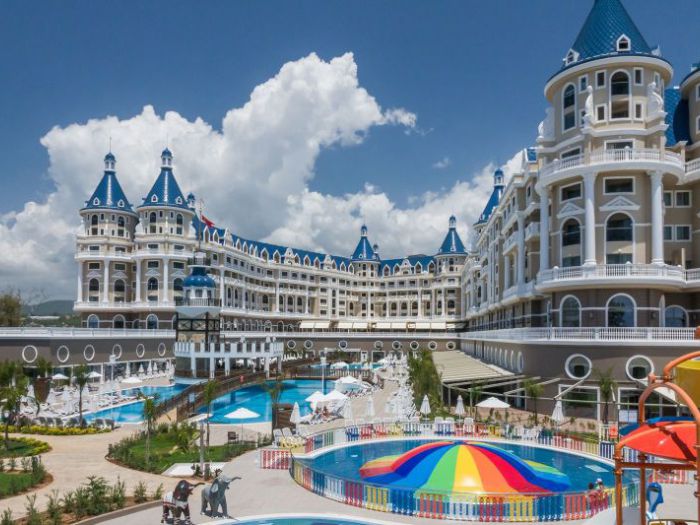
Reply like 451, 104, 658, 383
374, 340, 384, 350
338, 340, 348, 350
565, 354, 592, 379
83, 345, 96, 362
286, 340, 297, 350
111, 344, 122, 360
56, 345, 70, 364
626, 355, 654, 381
157, 343, 167, 357
428, 341, 438, 351
446, 341, 456, 351
22, 345, 38, 364
135, 344, 145, 358
303, 340, 314, 350
409, 341, 419, 351
392, 341, 402, 350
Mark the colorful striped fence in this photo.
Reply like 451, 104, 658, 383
259, 447, 292, 469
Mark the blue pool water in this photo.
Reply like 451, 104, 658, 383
84, 384, 187, 424
299, 439, 635, 492
202, 379, 333, 424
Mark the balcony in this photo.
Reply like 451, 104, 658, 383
686, 157, 700, 182
539, 148, 684, 185
461, 327, 699, 345
175, 297, 222, 307
501, 281, 536, 303
537, 263, 686, 291
524, 222, 540, 241
502, 231, 518, 255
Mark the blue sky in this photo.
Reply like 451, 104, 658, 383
2, 0, 698, 214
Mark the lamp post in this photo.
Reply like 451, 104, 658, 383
109, 354, 116, 407
320, 353, 327, 393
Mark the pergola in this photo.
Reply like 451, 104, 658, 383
614, 351, 700, 525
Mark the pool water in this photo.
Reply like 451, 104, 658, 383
84, 384, 187, 424
203, 379, 333, 424
299, 439, 633, 492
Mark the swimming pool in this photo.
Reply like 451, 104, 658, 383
84, 384, 187, 424
202, 379, 333, 424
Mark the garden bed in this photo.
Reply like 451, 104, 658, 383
5, 425, 108, 437
0, 456, 49, 499
0, 438, 51, 458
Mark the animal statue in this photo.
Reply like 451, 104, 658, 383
645, 482, 664, 520
162, 480, 203, 524
201, 472, 240, 517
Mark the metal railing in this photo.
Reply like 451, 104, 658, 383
0, 327, 175, 339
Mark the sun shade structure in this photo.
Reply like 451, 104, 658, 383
360, 441, 571, 494
224, 407, 260, 419
476, 396, 510, 409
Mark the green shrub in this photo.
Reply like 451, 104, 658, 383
133, 481, 148, 503
152, 483, 163, 500
0, 509, 12, 525
62, 490, 76, 514
24, 494, 41, 525
110, 477, 126, 509
46, 489, 62, 525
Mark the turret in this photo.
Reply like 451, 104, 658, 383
351, 225, 380, 277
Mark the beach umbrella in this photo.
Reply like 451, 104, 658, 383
147, 362, 153, 376
290, 403, 301, 425
476, 397, 511, 409
323, 390, 347, 403
87, 371, 102, 379
305, 391, 325, 404
224, 408, 260, 419
342, 400, 353, 420
330, 361, 349, 369
360, 441, 571, 493
551, 400, 566, 426
121, 376, 142, 385
365, 397, 375, 419
52, 373, 69, 381
337, 375, 360, 384
455, 395, 466, 418
420, 395, 431, 417
138, 364, 145, 376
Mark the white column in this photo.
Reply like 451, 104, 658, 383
304, 290, 309, 314
650, 171, 664, 265
538, 187, 550, 272
162, 261, 169, 304
274, 282, 280, 312
418, 290, 423, 317
220, 268, 225, 305
77, 262, 83, 302
135, 259, 142, 303
517, 214, 526, 285
503, 254, 511, 289
583, 172, 597, 265
102, 262, 110, 303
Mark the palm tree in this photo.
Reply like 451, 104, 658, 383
595, 367, 617, 425
139, 393, 161, 468
467, 383, 483, 419
73, 364, 90, 427
262, 374, 285, 429
523, 379, 544, 426
202, 381, 218, 451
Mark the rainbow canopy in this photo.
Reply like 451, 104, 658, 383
360, 441, 570, 494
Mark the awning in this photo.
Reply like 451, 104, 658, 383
313, 321, 330, 329
336, 321, 353, 329
414, 322, 431, 330
299, 321, 315, 329
432, 351, 509, 384
374, 322, 391, 330
352, 321, 368, 330
430, 322, 447, 330
391, 322, 407, 330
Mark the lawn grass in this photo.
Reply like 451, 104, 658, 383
0, 471, 36, 498
0, 437, 51, 458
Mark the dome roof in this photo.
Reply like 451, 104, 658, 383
351, 225, 379, 262
183, 266, 216, 288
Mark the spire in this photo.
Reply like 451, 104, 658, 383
561, 0, 654, 70
438, 216, 466, 255
475, 169, 505, 225
494, 168, 504, 187
82, 153, 135, 214
352, 225, 378, 261
140, 149, 189, 209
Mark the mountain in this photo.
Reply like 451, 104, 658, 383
22, 300, 74, 317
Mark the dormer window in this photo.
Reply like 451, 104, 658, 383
117, 199, 124, 208
93, 198, 100, 205
565, 49, 579, 65
616, 35, 630, 52
151, 195, 158, 203
175, 196, 183, 204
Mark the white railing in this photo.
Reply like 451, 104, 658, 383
540, 148, 684, 180
686, 157, 700, 174
524, 222, 540, 239
538, 263, 686, 284
502, 231, 518, 253
0, 327, 175, 338
461, 327, 697, 342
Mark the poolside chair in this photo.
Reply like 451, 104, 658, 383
372, 418, 387, 437
463, 417, 475, 436
281, 428, 304, 447
444, 417, 455, 436
433, 416, 444, 435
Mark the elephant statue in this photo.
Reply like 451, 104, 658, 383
201, 474, 240, 517
162, 480, 203, 524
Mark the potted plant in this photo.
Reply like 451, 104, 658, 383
32, 357, 53, 406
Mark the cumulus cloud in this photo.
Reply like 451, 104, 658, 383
0, 51, 523, 299
432, 156, 451, 169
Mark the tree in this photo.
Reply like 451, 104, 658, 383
467, 383, 483, 419
202, 381, 218, 452
595, 367, 618, 425
73, 364, 90, 427
262, 374, 285, 430
139, 393, 161, 468
523, 379, 544, 426
0, 292, 22, 327
1, 375, 36, 450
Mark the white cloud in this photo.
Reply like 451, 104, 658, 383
0, 51, 522, 299
432, 156, 451, 169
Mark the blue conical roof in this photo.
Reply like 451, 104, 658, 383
437, 216, 466, 255
475, 170, 505, 225
140, 168, 188, 209
351, 225, 378, 262
561, 0, 653, 71
82, 156, 135, 214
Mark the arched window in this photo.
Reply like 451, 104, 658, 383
606, 213, 633, 263
561, 219, 581, 267
610, 71, 630, 119
560, 296, 581, 327
665, 306, 688, 328
113, 279, 126, 302
149, 212, 157, 233
173, 278, 184, 300
117, 216, 125, 237
563, 84, 576, 130
176, 214, 183, 235
87, 314, 99, 328
147, 278, 159, 302
607, 294, 635, 327
146, 314, 158, 330
90, 215, 98, 235
113, 315, 125, 329
88, 278, 100, 302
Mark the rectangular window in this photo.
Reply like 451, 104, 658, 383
663, 191, 673, 207
634, 103, 643, 120
89, 245, 100, 252
604, 177, 634, 194
147, 260, 159, 269
564, 112, 576, 130
606, 140, 634, 150
607, 253, 633, 264
663, 225, 673, 241
676, 225, 691, 241
147, 243, 158, 250
88, 262, 101, 270
579, 75, 588, 92
596, 71, 606, 88
561, 148, 581, 159
173, 262, 185, 270
560, 183, 582, 201
115, 247, 126, 254
114, 263, 126, 271
596, 105, 606, 121
675, 191, 691, 207
634, 68, 643, 85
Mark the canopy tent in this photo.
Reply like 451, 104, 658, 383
299, 321, 315, 329
476, 396, 510, 409
313, 321, 330, 330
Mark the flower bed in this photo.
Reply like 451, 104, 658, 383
5, 425, 107, 436
0, 437, 51, 458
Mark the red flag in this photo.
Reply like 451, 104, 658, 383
201, 214, 214, 228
